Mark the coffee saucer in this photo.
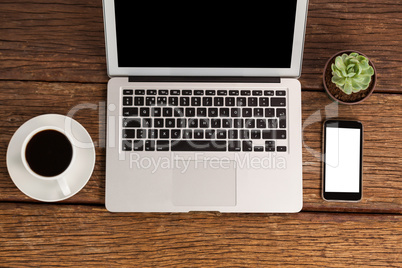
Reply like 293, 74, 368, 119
6, 114, 96, 202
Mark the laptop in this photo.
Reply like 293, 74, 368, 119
103, 0, 308, 212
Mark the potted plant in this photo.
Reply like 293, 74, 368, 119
323, 50, 376, 104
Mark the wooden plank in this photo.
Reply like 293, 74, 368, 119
0, 0, 401, 92
0, 81, 400, 213
0, 203, 400, 267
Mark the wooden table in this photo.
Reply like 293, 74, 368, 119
1, 0, 401, 266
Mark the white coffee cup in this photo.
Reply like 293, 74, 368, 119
21, 126, 75, 196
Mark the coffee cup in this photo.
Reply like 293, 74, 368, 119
21, 126, 75, 196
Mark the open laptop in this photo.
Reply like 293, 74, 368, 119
103, 0, 308, 212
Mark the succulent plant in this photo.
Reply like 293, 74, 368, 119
331, 52, 374, 95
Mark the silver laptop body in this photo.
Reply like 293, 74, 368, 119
103, 0, 308, 212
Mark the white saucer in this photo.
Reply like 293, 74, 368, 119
6, 114, 96, 202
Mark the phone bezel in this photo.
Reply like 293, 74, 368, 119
322, 119, 363, 202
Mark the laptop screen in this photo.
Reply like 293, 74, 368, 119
114, 2, 297, 69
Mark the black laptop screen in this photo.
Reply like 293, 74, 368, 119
114, 1, 297, 68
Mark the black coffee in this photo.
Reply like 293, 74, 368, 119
25, 130, 73, 177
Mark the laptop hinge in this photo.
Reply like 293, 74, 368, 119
128, 76, 281, 83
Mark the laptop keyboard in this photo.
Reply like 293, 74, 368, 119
121, 88, 288, 152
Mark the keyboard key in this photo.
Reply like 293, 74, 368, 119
191, 97, 201, 106
182, 90, 192, 95
170, 89, 180, 95
157, 96, 167, 106
147, 89, 157, 95
228, 140, 241, 151
257, 119, 266, 128
242, 140, 253, 151
171, 140, 226, 151
194, 90, 204, 95
135, 89, 145, 95
241, 90, 251, 96
200, 118, 209, 128
142, 118, 152, 128
276, 90, 286, 96
279, 118, 286, 128
276, 108, 286, 118
174, 107, 184, 117
248, 97, 258, 106
228, 130, 238, 139
205, 129, 216, 139
259, 97, 269, 106
137, 129, 146, 139
168, 97, 178, 106
254, 108, 264, 117
134, 96, 144, 106
237, 97, 246, 106
188, 118, 198, 128
171, 129, 181, 139
271, 97, 286, 106
208, 108, 218, 117
154, 118, 164, 128
265, 141, 275, 151
183, 129, 192, 139
206, 90, 215, 95
156, 140, 169, 151
122, 140, 132, 151
250, 130, 261, 139
254, 146, 264, 152
146, 97, 156, 106
245, 119, 255, 128
160, 129, 169, 138
151, 107, 161, 117
217, 90, 227, 95
203, 97, 213, 106
211, 119, 221, 128
231, 108, 240, 117
265, 108, 275, 117
240, 130, 249, 139
185, 107, 196, 117
268, 119, 278, 128
214, 97, 224, 106
148, 129, 158, 139
242, 108, 252, 117
180, 97, 189, 106
225, 97, 235, 106
177, 118, 186, 128
133, 140, 144, 151
122, 129, 135, 139
233, 119, 243, 128
123, 89, 133, 95
123, 97, 133, 106
139, 107, 150, 117
123, 107, 138, 116
219, 108, 230, 117
145, 140, 155, 151
197, 108, 207, 117
217, 130, 226, 139
264, 90, 274, 96
194, 129, 204, 139
229, 90, 239, 96
262, 130, 286, 139
252, 90, 262, 96
123, 118, 141, 128
158, 89, 168, 95
163, 107, 172, 117
222, 118, 232, 128
277, 146, 287, 152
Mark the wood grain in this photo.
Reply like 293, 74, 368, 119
0, 203, 400, 267
0, 81, 400, 213
0, 0, 401, 92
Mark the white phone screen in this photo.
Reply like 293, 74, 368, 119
325, 127, 361, 193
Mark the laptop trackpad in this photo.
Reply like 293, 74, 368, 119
172, 160, 236, 206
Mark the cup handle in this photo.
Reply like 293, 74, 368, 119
57, 177, 71, 196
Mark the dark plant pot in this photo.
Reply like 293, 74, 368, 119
323, 50, 377, 105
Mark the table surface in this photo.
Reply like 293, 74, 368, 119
1, 0, 401, 266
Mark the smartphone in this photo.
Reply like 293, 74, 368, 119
322, 120, 363, 202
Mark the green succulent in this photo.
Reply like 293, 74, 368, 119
331, 52, 374, 95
